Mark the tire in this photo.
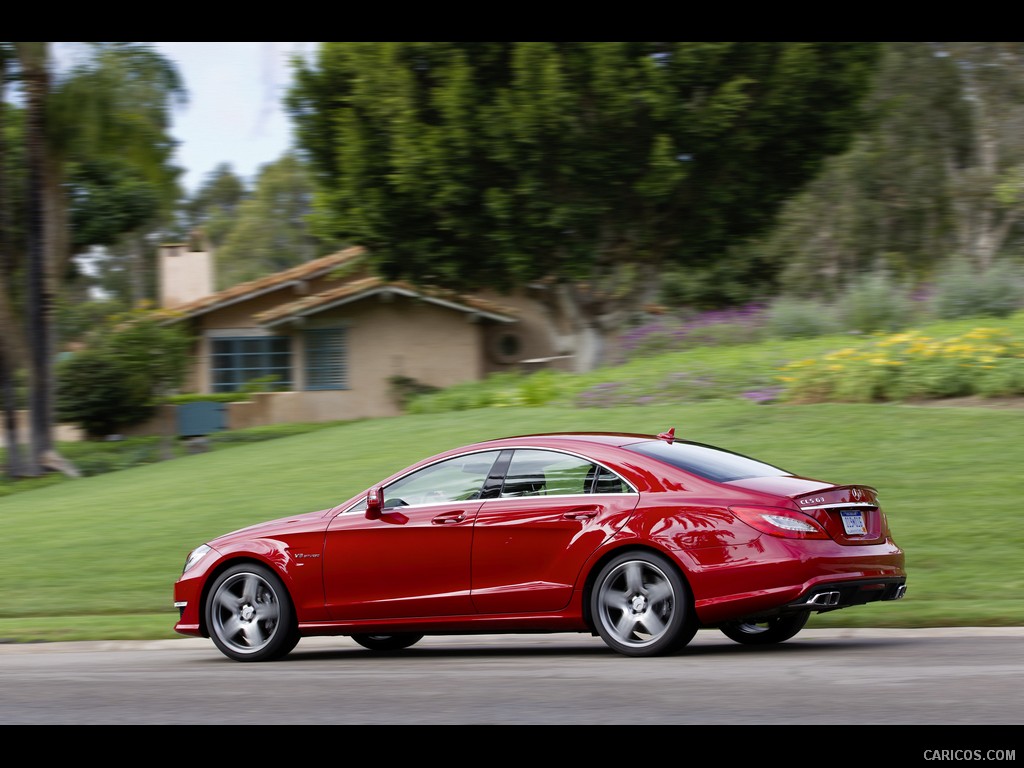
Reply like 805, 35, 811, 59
351, 633, 425, 651
719, 611, 811, 646
205, 562, 299, 662
590, 551, 696, 657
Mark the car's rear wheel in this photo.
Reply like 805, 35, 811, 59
719, 611, 811, 645
205, 563, 299, 662
590, 551, 697, 657
351, 633, 424, 651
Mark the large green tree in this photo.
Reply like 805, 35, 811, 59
939, 42, 1024, 270
189, 154, 343, 289
762, 42, 1024, 296
54, 42, 186, 305
765, 42, 972, 294
287, 42, 880, 368
179, 162, 248, 252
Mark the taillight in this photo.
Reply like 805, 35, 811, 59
729, 505, 830, 539
879, 508, 892, 538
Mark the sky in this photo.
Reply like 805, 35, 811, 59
150, 42, 319, 194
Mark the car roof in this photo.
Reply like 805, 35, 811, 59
464, 431, 658, 451
383, 430, 701, 486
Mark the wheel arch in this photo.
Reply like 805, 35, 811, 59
195, 554, 290, 639
579, 543, 694, 632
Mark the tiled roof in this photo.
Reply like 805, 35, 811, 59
158, 246, 366, 321
254, 276, 518, 327
157, 244, 518, 326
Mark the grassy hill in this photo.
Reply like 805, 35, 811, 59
2, 400, 1022, 643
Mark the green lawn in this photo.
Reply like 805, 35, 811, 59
2, 401, 1022, 643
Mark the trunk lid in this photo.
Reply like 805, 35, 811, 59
728, 477, 888, 545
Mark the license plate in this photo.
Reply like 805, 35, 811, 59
840, 509, 867, 535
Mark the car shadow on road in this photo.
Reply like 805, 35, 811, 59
278, 635, 918, 662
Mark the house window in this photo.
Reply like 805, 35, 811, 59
304, 328, 348, 390
210, 337, 292, 393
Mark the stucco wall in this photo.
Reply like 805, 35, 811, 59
477, 290, 573, 374
352, 295, 483, 387
185, 292, 486, 422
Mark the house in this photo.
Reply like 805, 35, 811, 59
157, 242, 569, 429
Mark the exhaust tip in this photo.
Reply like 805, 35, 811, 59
807, 590, 841, 607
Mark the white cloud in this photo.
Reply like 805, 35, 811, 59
151, 42, 317, 192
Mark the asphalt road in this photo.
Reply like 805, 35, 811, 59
2, 627, 1022, 734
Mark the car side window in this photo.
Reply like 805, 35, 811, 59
382, 450, 502, 507
589, 465, 626, 494
499, 449, 624, 498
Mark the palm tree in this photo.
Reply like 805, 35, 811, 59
2, 42, 185, 478
15, 42, 56, 476
0, 42, 26, 475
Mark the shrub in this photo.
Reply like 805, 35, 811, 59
777, 327, 1024, 403
930, 260, 1024, 320
835, 271, 916, 333
57, 347, 156, 437
57, 310, 191, 438
610, 305, 767, 362
516, 370, 567, 406
238, 375, 285, 394
165, 392, 248, 405
764, 297, 843, 339
389, 376, 441, 409
975, 357, 1024, 397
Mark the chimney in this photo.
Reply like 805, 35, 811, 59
159, 236, 214, 309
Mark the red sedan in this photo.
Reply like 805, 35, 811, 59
173, 429, 907, 661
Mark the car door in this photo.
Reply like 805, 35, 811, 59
323, 450, 501, 620
470, 449, 640, 614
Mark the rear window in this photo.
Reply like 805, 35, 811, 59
624, 440, 791, 483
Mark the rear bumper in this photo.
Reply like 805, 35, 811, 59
697, 575, 907, 627
784, 576, 907, 612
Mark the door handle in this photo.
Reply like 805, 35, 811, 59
432, 511, 467, 525
563, 507, 598, 521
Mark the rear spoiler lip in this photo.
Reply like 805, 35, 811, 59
796, 501, 878, 510
793, 484, 880, 510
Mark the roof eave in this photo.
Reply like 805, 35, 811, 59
258, 286, 517, 328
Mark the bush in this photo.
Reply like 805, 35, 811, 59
165, 392, 248, 405
57, 347, 157, 437
764, 297, 843, 339
389, 376, 440, 409
835, 271, 916, 334
609, 305, 768, 363
517, 370, 570, 406
777, 327, 1024, 403
57, 310, 191, 438
931, 260, 1024, 320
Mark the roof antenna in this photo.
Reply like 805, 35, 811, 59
657, 427, 676, 443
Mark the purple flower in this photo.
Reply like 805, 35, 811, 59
741, 387, 782, 404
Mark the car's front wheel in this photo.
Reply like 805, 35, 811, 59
351, 633, 424, 651
719, 611, 810, 645
590, 551, 697, 657
205, 563, 299, 662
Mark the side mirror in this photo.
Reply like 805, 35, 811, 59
365, 486, 383, 519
